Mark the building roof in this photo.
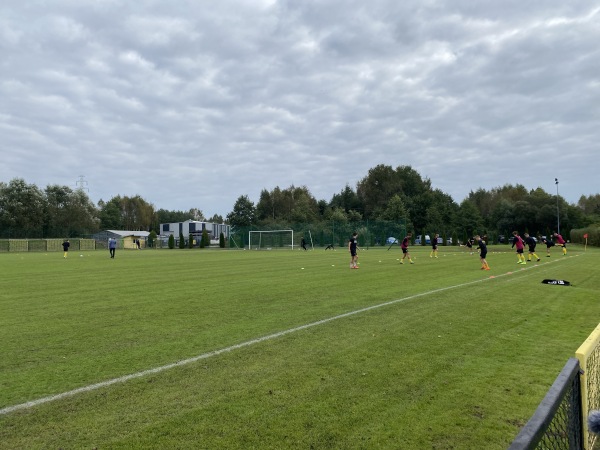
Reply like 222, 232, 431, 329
107, 230, 151, 237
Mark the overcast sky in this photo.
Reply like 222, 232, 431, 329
1, 1, 598, 218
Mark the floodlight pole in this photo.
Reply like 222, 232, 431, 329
555, 178, 560, 235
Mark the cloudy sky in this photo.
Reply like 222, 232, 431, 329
1, 1, 598, 217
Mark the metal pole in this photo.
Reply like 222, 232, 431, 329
555, 178, 560, 235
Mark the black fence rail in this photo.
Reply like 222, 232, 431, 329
509, 357, 583, 450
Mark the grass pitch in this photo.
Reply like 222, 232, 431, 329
1, 244, 599, 448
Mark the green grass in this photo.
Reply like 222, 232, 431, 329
1, 244, 599, 448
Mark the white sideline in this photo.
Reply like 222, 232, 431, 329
0, 257, 574, 416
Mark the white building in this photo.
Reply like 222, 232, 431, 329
159, 220, 230, 244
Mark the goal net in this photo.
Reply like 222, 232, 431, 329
249, 230, 294, 250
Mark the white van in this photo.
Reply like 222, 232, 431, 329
414, 234, 431, 245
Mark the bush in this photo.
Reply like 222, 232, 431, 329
148, 230, 157, 248
189, 234, 194, 249
570, 226, 600, 246
219, 232, 225, 248
168, 234, 175, 249
200, 229, 209, 248
179, 232, 185, 249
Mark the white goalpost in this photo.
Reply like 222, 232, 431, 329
248, 230, 294, 250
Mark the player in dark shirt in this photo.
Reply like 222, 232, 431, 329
62, 239, 70, 259
348, 232, 359, 269
464, 237, 474, 255
475, 235, 490, 270
430, 233, 439, 258
523, 233, 540, 262
541, 236, 554, 257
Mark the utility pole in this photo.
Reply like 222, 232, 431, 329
555, 178, 560, 234
76, 175, 89, 192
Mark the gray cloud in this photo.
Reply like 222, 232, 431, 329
1, 0, 598, 216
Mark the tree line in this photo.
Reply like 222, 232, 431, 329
226, 164, 599, 242
1, 165, 599, 240
0, 179, 222, 239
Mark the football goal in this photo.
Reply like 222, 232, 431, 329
248, 230, 294, 250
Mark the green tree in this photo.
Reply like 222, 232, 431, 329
457, 200, 484, 238
490, 200, 514, 237
188, 233, 194, 249
100, 195, 155, 231
201, 229, 210, 248
356, 164, 402, 219
326, 207, 348, 223
208, 214, 224, 224
168, 234, 175, 249
330, 184, 362, 214
0, 178, 46, 238
45, 185, 99, 237
379, 194, 409, 223
148, 230, 157, 248
189, 208, 204, 221
227, 195, 256, 227
98, 198, 123, 230
219, 232, 225, 248
156, 209, 190, 225
424, 205, 444, 237
347, 210, 362, 222
178, 232, 185, 249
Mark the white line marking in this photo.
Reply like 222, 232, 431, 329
0, 257, 578, 416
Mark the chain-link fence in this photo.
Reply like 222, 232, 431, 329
509, 358, 583, 450
226, 219, 459, 249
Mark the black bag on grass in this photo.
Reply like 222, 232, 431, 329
541, 279, 571, 286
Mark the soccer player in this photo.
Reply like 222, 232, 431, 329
300, 237, 307, 251
430, 233, 439, 258
464, 237, 474, 255
523, 233, 540, 262
348, 232, 359, 269
475, 235, 490, 270
541, 236, 554, 257
62, 239, 70, 258
511, 231, 526, 265
400, 232, 414, 264
553, 232, 567, 255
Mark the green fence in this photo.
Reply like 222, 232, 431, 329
0, 239, 96, 252
227, 220, 458, 249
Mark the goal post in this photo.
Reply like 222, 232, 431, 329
248, 230, 294, 250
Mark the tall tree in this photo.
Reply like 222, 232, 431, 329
98, 195, 155, 231
379, 194, 409, 223
457, 199, 484, 238
189, 208, 204, 221
330, 184, 362, 214
226, 195, 256, 227
98, 198, 123, 230
356, 164, 401, 219
0, 178, 45, 238
207, 214, 224, 224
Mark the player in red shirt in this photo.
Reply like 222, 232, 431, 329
553, 232, 567, 255
511, 231, 526, 265
400, 232, 414, 264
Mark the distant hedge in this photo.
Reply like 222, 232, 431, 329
570, 226, 600, 246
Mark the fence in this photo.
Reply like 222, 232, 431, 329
510, 323, 600, 449
228, 220, 436, 250
0, 239, 96, 252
